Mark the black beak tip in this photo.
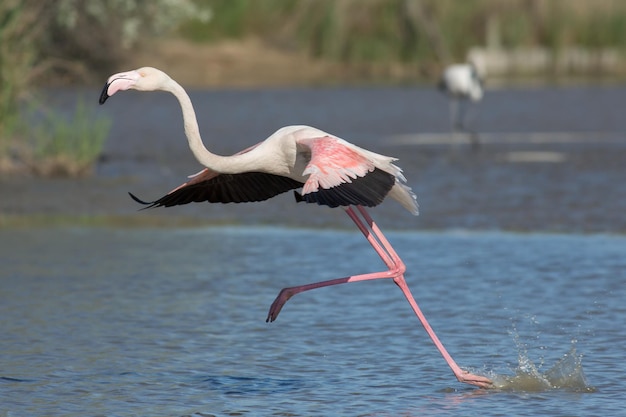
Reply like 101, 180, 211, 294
99, 83, 110, 105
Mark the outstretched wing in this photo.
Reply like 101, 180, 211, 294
130, 142, 303, 208
295, 136, 395, 208
131, 171, 304, 208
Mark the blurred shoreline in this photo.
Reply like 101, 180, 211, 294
120, 38, 625, 89
121, 37, 438, 89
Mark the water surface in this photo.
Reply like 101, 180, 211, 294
2, 82, 626, 415
1, 226, 623, 416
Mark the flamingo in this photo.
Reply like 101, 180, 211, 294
99, 67, 493, 389
438, 62, 484, 148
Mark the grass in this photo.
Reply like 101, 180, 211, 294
0, 98, 111, 177
26, 98, 111, 177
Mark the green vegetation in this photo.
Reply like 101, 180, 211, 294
1, 97, 110, 177
0, 1, 39, 157
0, 0, 199, 176
24, 99, 111, 177
180, 0, 626, 65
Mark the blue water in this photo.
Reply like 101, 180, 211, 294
3, 81, 626, 416
1, 226, 624, 416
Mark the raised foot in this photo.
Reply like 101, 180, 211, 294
266, 287, 294, 323
457, 370, 494, 389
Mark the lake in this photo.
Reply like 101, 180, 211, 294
1, 83, 626, 415
1, 226, 624, 416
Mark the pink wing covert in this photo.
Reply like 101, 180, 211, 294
300, 136, 376, 195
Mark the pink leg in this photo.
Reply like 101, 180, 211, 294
266, 206, 493, 389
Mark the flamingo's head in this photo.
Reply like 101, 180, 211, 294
99, 67, 170, 104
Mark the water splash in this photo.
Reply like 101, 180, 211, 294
489, 342, 595, 392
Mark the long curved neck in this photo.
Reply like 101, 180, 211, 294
165, 79, 253, 174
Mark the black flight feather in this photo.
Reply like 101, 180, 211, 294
295, 168, 394, 208
130, 172, 304, 209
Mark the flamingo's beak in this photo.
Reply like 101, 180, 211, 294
98, 70, 141, 105
98, 82, 111, 104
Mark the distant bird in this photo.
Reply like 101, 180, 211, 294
438, 62, 484, 148
99, 67, 493, 389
